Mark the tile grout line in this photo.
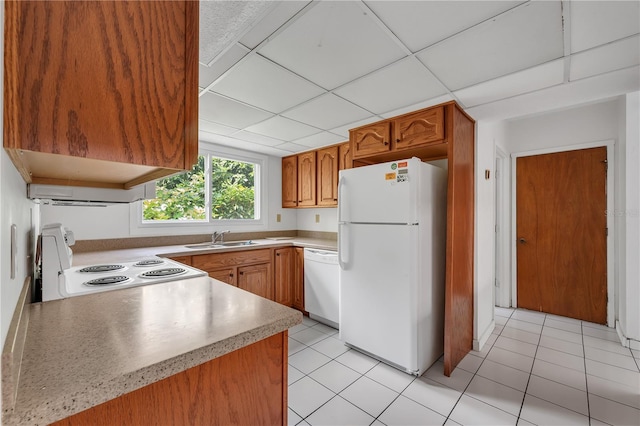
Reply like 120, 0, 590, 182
514, 310, 546, 425
581, 321, 593, 426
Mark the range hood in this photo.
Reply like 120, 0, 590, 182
28, 182, 156, 206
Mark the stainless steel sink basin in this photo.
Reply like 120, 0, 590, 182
184, 241, 257, 249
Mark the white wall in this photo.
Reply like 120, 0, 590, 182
296, 208, 337, 233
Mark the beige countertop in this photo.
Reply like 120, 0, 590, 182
72, 237, 338, 266
2, 277, 302, 425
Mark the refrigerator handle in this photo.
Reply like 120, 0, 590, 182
338, 223, 345, 270
337, 176, 345, 223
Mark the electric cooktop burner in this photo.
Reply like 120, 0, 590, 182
139, 268, 187, 279
84, 275, 132, 286
133, 259, 165, 267
79, 264, 125, 273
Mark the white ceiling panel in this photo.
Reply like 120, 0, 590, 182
200, 132, 275, 155
570, 1, 640, 54
245, 115, 320, 141
380, 94, 454, 119
365, 0, 524, 53
273, 142, 309, 153
200, 1, 274, 64
211, 55, 325, 113
258, 1, 406, 89
334, 58, 447, 114
571, 36, 640, 81
239, 1, 310, 49
198, 92, 273, 128
198, 119, 239, 136
282, 93, 372, 129
455, 59, 564, 108
292, 132, 345, 149
229, 130, 286, 147
199, 44, 248, 88
329, 116, 380, 139
417, 1, 563, 91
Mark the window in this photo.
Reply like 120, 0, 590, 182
137, 145, 264, 229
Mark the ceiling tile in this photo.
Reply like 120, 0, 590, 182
211, 55, 325, 113
258, 1, 406, 89
571, 36, 640, 81
198, 119, 239, 136
273, 142, 309, 153
230, 130, 286, 147
200, 1, 274, 64
249, 145, 296, 157
198, 92, 273, 129
200, 132, 279, 156
333, 58, 447, 114
570, 1, 640, 53
282, 93, 371, 129
454, 59, 564, 108
365, 0, 524, 52
329, 116, 379, 139
417, 1, 563, 91
380, 95, 454, 118
199, 44, 248, 87
292, 132, 345, 149
245, 116, 320, 141
239, 1, 310, 49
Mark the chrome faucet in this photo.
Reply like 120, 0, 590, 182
212, 230, 230, 244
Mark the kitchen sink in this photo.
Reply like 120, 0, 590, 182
184, 241, 257, 249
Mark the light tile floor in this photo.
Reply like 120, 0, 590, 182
287, 308, 640, 426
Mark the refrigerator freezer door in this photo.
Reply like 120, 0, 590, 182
339, 222, 418, 372
338, 158, 420, 224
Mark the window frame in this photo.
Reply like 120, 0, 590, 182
130, 143, 268, 236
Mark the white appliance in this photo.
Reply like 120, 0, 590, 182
304, 248, 339, 328
40, 223, 206, 301
338, 158, 447, 375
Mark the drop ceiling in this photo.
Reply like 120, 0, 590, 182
198, 0, 640, 157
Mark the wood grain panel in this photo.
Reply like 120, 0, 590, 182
297, 151, 316, 207
191, 249, 271, 270
317, 146, 338, 206
208, 267, 236, 286
394, 107, 445, 150
339, 142, 352, 170
282, 155, 298, 208
238, 263, 273, 300
275, 248, 294, 307
293, 247, 305, 312
443, 104, 475, 377
52, 332, 287, 426
168, 256, 192, 266
516, 147, 607, 323
351, 121, 392, 158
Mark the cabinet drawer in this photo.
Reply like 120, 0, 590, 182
192, 249, 272, 270
394, 107, 445, 150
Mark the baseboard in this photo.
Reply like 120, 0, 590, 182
615, 320, 640, 350
474, 319, 495, 352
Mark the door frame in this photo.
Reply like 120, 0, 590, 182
510, 140, 615, 326
495, 146, 510, 307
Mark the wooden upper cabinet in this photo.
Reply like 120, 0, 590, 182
351, 121, 392, 159
317, 146, 338, 206
282, 155, 298, 208
394, 107, 445, 151
3, 0, 199, 189
339, 142, 352, 171
297, 151, 316, 207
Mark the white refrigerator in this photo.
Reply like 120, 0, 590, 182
338, 157, 447, 375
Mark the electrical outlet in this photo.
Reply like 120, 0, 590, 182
276, 213, 281, 223
315, 214, 320, 223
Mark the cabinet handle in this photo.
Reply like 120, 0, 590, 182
230, 273, 234, 277
396, 138, 400, 143
333, 198, 337, 201
276, 253, 280, 256
383, 141, 389, 146
239, 271, 244, 275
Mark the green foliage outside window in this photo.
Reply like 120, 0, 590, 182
142, 155, 256, 221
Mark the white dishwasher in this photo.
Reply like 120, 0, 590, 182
304, 248, 339, 329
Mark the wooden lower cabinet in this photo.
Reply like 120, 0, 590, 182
51, 332, 289, 426
167, 255, 192, 266
238, 262, 273, 300
208, 267, 236, 285
293, 247, 305, 312
274, 247, 294, 307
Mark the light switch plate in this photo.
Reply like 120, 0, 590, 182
315, 214, 320, 223
276, 213, 281, 223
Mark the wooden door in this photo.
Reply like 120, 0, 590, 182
238, 263, 273, 300
394, 107, 445, 151
516, 147, 607, 324
297, 152, 316, 207
282, 156, 298, 208
293, 247, 305, 311
208, 268, 236, 286
317, 146, 338, 206
351, 121, 392, 158
274, 248, 293, 306
339, 142, 352, 170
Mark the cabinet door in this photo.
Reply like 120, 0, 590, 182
316, 146, 339, 206
238, 263, 273, 300
208, 268, 236, 286
3, 1, 198, 188
351, 122, 392, 159
282, 155, 298, 208
293, 248, 305, 312
168, 256, 192, 266
339, 142, 352, 171
297, 151, 316, 207
394, 107, 445, 150
274, 248, 294, 307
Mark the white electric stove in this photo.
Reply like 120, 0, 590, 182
40, 223, 206, 301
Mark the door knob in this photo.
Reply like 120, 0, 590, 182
519, 238, 527, 244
